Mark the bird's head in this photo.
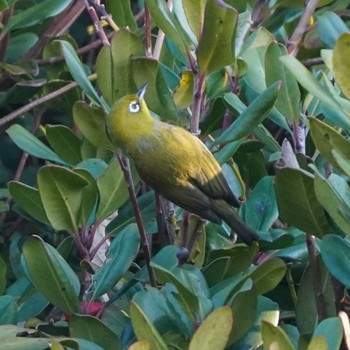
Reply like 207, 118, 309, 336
107, 84, 153, 147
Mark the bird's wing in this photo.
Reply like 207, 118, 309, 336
188, 144, 240, 208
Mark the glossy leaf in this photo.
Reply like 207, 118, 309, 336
131, 57, 178, 122
280, 55, 347, 116
333, 33, 350, 99
312, 317, 342, 350
3, 0, 72, 33
314, 173, 350, 235
265, 43, 300, 122
173, 70, 194, 109
261, 321, 295, 350
22, 235, 80, 314
45, 125, 82, 165
145, 0, 188, 53
37, 165, 92, 232
129, 340, 152, 350
6, 124, 66, 165
317, 11, 348, 48
275, 168, 332, 236
73, 101, 114, 151
0, 295, 17, 325
307, 336, 328, 350
8, 181, 50, 225
130, 301, 168, 350
227, 279, 257, 345
0, 325, 50, 350
189, 307, 232, 350
247, 258, 286, 295
243, 176, 278, 232
96, 158, 129, 220
295, 256, 336, 334
215, 81, 280, 144
320, 235, 350, 288
309, 117, 350, 172
59, 40, 106, 108
70, 314, 120, 350
182, 0, 206, 39
0, 255, 6, 295
105, 0, 137, 31
97, 30, 144, 103
92, 224, 140, 299
196, 0, 237, 75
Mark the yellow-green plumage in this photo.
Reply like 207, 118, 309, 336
107, 87, 258, 245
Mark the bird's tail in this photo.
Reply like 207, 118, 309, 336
212, 200, 258, 245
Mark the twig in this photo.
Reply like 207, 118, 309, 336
84, 0, 110, 46
306, 234, 327, 321
144, 3, 153, 57
190, 73, 206, 134
287, 0, 320, 55
0, 80, 78, 127
339, 311, 350, 350
117, 155, 157, 287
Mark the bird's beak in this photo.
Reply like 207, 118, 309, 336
137, 83, 149, 103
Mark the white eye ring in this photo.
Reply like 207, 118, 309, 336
128, 101, 140, 113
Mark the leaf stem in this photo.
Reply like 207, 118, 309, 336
118, 155, 157, 287
191, 73, 206, 134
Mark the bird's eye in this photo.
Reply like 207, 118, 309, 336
128, 101, 140, 113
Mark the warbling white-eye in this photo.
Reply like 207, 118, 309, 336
107, 84, 258, 245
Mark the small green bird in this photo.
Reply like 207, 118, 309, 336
107, 85, 258, 245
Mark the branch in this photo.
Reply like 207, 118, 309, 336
287, 0, 320, 55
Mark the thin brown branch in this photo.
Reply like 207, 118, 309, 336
118, 155, 157, 287
0, 80, 78, 128
287, 0, 320, 55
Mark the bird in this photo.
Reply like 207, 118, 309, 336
107, 84, 258, 245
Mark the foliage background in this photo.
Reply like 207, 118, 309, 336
1, 0, 350, 349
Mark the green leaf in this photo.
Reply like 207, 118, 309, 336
333, 33, 350, 99
0, 295, 17, 325
59, 40, 106, 108
196, 0, 237, 75
22, 235, 80, 314
105, 0, 137, 31
0, 255, 6, 295
73, 101, 114, 151
130, 301, 168, 350
215, 82, 280, 144
37, 165, 92, 232
265, 43, 300, 122
314, 173, 350, 235
151, 263, 199, 321
189, 307, 232, 350
309, 117, 350, 172
227, 279, 257, 345
312, 317, 342, 350
8, 181, 50, 225
131, 57, 178, 122
261, 321, 296, 350
97, 30, 144, 103
45, 125, 82, 165
6, 124, 66, 165
307, 336, 328, 350
96, 158, 129, 220
92, 224, 140, 299
145, 0, 188, 53
129, 340, 152, 350
295, 255, 336, 334
275, 168, 332, 236
318, 11, 348, 48
0, 325, 50, 350
243, 176, 278, 232
320, 235, 350, 288
280, 55, 347, 116
70, 314, 120, 350
182, 0, 206, 40
204, 244, 258, 287
247, 258, 286, 295
3, 0, 72, 33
